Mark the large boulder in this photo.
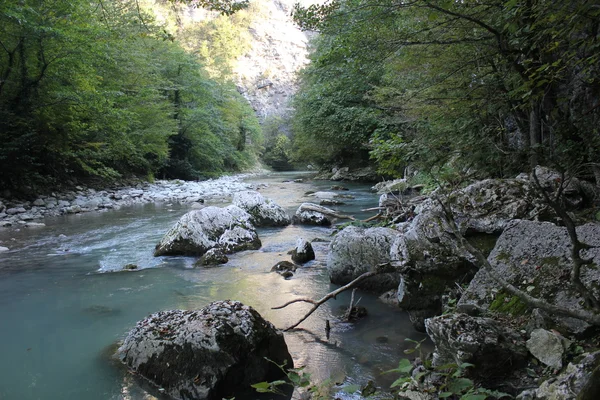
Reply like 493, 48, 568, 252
391, 210, 478, 330
154, 206, 261, 256
232, 191, 290, 227
425, 313, 527, 381
118, 300, 293, 400
292, 203, 334, 226
431, 178, 541, 234
458, 220, 600, 336
327, 226, 400, 291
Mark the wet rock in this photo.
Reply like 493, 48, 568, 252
232, 190, 290, 227
379, 289, 399, 306
24, 222, 45, 228
32, 198, 45, 206
526, 329, 565, 369
271, 261, 297, 275
533, 351, 600, 400
0, 246, 9, 252
425, 313, 527, 381
154, 205, 261, 257
290, 238, 315, 264
123, 264, 138, 270
196, 248, 229, 267
292, 203, 333, 226
327, 226, 400, 292
281, 271, 294, 279
118, 300, 293, 400
330, 185, 348, 191
458, 220, 600, 336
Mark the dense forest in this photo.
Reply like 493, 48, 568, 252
290, 0, 600, 183
0, 0, 263, 193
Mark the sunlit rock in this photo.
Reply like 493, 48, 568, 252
154, 205, 260, 256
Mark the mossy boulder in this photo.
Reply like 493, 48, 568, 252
458, 220, 600, 336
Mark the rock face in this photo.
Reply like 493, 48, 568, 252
290, 238, 315, 264
391, 209, 478, 330
154, 206, 261, 256
425, 313, 527, 381
232, 0, 311, 121
232, 190, 290, 227
292, 203, 333, 226
458, 220, 600, 335
327, 226, 400, 291
533, 351, 600, 400
118, 301, 293, 400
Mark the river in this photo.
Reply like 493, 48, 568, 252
0, 172, 428, 400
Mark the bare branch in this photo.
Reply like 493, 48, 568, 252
273, 266, 393, 331
435, 195, 600, 325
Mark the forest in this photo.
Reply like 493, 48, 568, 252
0, 0, 262, 194
290, 0, 600, 185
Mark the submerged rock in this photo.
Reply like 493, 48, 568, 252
232, 190, 290, 227
458, 220, 600, 336
290, 238, 315, 264
327, 226, 400, 291
118, 300, 293, 400
154, 206, 261, 257
425, 313, 527, 381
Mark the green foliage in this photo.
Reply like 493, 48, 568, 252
0, 0, 262, 191
292, 0, 600, 181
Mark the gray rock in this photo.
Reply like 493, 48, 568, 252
32, 198, 45, 206
196, 248, 228, 266
118, 300, 292, 400
129, 189, 144, 198
458, 220, 600, 335
319, 199, 345, 206
292, 203, 333, 226
25, 222, 45, 228
291, 238, 315, 264
389, 210, 478, 330
0, 246, 9, 252
425, 313, 527, 380
327, 226, 400, 291
6, 207, 26, 215
534, 351, 600, 399
232, 190, 290, 227
526, 329, 564, 369
271, 261, 297, 274
154, 205, 260, 256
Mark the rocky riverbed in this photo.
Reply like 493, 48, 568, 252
0, 175, 260, 231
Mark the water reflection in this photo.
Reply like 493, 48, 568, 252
0, 172, 430, 400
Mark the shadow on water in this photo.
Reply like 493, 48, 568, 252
0, 172, 430, 399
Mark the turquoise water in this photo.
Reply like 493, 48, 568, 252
0, 173, 428, 400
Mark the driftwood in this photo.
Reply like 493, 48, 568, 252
299, 204, 355, 221
272, 263, 396, 331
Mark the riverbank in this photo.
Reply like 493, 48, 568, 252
0, 175, 266, 230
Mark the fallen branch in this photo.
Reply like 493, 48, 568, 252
344, 288, 357, 321
299, 204, 355, 221
363, 213, 382, 223
436, 196, 600, 326
273, 264, 395, 331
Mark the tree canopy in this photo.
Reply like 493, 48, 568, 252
291, 0, 600, 180
0, 0, 261, 193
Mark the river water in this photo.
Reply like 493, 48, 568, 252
0, 172, 428, 400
